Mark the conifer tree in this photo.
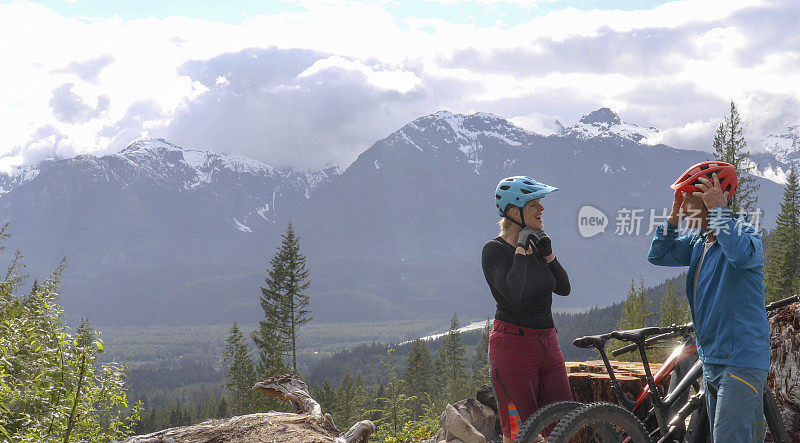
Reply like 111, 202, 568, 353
713, 101, 759, 215
334, 369, 365, 429
439, 313, 468, 402
470, 320, 492, 391
371, 349, 413, 441
764, 166, 800, 302
222, 322, 256, 415
253, 222, 311, 374
658, 281, 689, 327
311, 379, 337, 417
613, 278, 655, 362
404, 339, 433, 418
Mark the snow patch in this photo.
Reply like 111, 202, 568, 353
256, 204, 270, 221
233, 218, 252, 233
761, 124, 800, 164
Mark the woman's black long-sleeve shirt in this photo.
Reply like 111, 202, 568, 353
481, 236, 570, 329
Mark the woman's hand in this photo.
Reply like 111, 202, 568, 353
516, 227, 536, 249
530, 229, 552, 256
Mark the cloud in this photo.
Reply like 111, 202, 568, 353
0, 125, 75, 173
164, 47, 445, 169
3, 0, 800, 172
49, 83, 110, 124
99, 99, 166, 153
54, 54, 116, 84
440, 25, 697, 77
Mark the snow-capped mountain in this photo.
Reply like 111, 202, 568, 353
377, 110, 543, 174
1, 138, 340, 232
0, 110, 783, 328
561, 107, 660, 144
750, 124, 800, 184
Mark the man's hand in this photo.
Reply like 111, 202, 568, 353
667, 189, 684, 226
692, 173, 729, 211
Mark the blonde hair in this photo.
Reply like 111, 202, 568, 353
498, 217, 513, 233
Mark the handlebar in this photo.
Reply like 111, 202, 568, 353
610, 295, 798, 356
611, 324, 694, 357
766, 295, 799, 312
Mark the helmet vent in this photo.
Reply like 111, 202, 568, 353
496, 194, 502, 200
499, 185, 511, 190
521, 189, 532, 194
503, 178, 514, 181
522, 181, 534, 185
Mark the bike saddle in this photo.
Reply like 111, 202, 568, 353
573, 333, 613, 349
612, 327, 663, 344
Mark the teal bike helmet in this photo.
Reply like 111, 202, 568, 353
495, 176, 558, 227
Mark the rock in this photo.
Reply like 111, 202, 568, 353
476, 385, 497, 412
440, 403, 486, 443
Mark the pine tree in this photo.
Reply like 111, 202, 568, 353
764, 167, 800, 302
658, 281, 689, 327
470, 319, 491, 390
713, 101, 760, 215
439, 313, 469, 402
311, 379, 337, 417
403, 339, 433, 418
253, 222, 312, 374
222, 322, 257, 415
334, 369, 365, 429
371, 349, 413, 441
613, 278, 655, 362
618, 278, 654, 330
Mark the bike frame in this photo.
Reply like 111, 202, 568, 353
592, 334, 703, 440
580, 295, 799, 442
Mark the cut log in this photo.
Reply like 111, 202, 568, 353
767, 302, 800, 441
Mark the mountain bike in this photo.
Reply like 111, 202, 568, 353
514, 295, 797, 442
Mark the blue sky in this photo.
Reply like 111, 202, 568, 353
8, 0, 671, 26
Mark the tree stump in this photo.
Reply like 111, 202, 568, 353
565, 360, 666, 403
767, 302, 800, 441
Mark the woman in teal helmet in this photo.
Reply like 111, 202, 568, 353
481, 176, 572, 442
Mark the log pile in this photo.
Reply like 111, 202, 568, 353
768, 302, 800, 441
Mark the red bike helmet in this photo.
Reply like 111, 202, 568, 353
670, 161, 738, 196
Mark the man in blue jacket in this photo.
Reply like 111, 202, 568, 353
648, 161, 769, 442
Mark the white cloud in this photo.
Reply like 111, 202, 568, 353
297, 55, 422, 93
1, 0, 799, 172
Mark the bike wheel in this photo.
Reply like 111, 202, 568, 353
764, 389, 788, 443
549, 402, 652, 443
515, 401, 618, 442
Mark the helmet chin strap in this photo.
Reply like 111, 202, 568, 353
505, 206, 527, 229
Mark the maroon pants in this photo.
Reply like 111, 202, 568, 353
489, 319, 572, 439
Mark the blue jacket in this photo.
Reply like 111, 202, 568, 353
647, 206, 769, 370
